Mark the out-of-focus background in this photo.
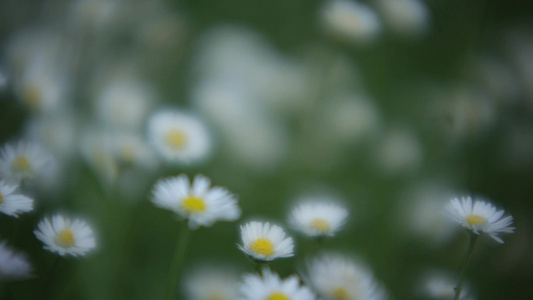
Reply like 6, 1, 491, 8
0, 0, 532, 299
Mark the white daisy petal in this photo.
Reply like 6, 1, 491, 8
151, 174, 241, 229
0, 141, 56, 183
289, 201, 349, 238
238, 221, 294, 262
147, 110, 212, 165
305, 252, 388, 300
446, 196, 515, 243
0, 241, 33, 281
238, 268, 315, 300
34, 214, 96, 257
0, 181, 34, 217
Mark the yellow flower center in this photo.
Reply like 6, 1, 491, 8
0, 192, 3, 204
120, 145, 136, 163
12, 156, 31, 172
332, 287, 349, 300
310, 218, 330, 233
466, 215, 487, 226
164, 129, 187, 149
250, 238, 275, 257
23, 85, 42, 110
267, 292, 290, 300
55, 229, 75, 248
181, 196, 206, 213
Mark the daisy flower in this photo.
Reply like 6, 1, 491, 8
446, 196, 515, 243
305, 253, 387, 300
238, 221, 294, 262
0, 181, 33, 217
289, 202, 348, 238
320, 0, 381, 44
239, 268, 315, 300
147, 110, 212, 164
417, 269, 475, 300
34, 215, 96, 257
151, 174, 241, 229
184, 265, 240, 300
0, 240, 33, 281
0, 141, 55, 183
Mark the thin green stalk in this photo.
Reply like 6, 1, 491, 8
254, 261, 267, 273
164, 223, 190, 300
454, 234, 478, 300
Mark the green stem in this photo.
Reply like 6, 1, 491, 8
454, 234, 478, 300
164, 223, 190, 300
254, 261, 267, 273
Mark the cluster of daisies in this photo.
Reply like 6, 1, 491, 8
0, 132, 516, 300
149, 171, 516, 300
0, 141, 96, 281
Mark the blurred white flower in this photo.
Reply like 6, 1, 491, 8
151, 174, 241, 229
110, 131, 158, 169
398, 182, 457, 245
417, 269, 475, 300
34, 215, 96, 257
0, 241, 32, 281
376, 0, 430, 37
0, 141, 56, 184
25, 110, 78, 160
305, 253, 387, 300
184, 265, 240, 300
238, 221, 294, 262
80, 129, 119, 185
375, 128, 423, 175
320, 0, 381, 44
147, 110, 212, 165
96, 77, 155, 129
194, 81, 289, 171
446, 196, 514, 243
320, 92, 381, 144
289, 202, 348, 238
239, 268, 315, 300
0, 181, 33, 217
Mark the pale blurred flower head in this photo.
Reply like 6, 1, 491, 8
446, 196, 515, 243
193, 25, 275, 81
416, 269, 475, 300
110, 131, 158, 169
289, 200, 349, 238
0, 141, 57, 184
398, 182, 458, 245
69, 0, 121, 32
320, 0, 381, 44
238, 221, 294, 262
469, 55, 521, 104
304, 252, 387, 300
25, 110, 79, 160
320, 92, 381, 144
96, 77, 156, 129
80, 128, 119, 185
147, 110, 212, 165
151, 174, 241, 229
375, 127, 423, 175
184, 265, 241, 300
16, 61, 71, 114
239, 268, 315, 300
0, 241, 33, 281
0, 180, 33, 217
34, 214, 97, 257
377, 0, 430, 37
193, 81, 289, 171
